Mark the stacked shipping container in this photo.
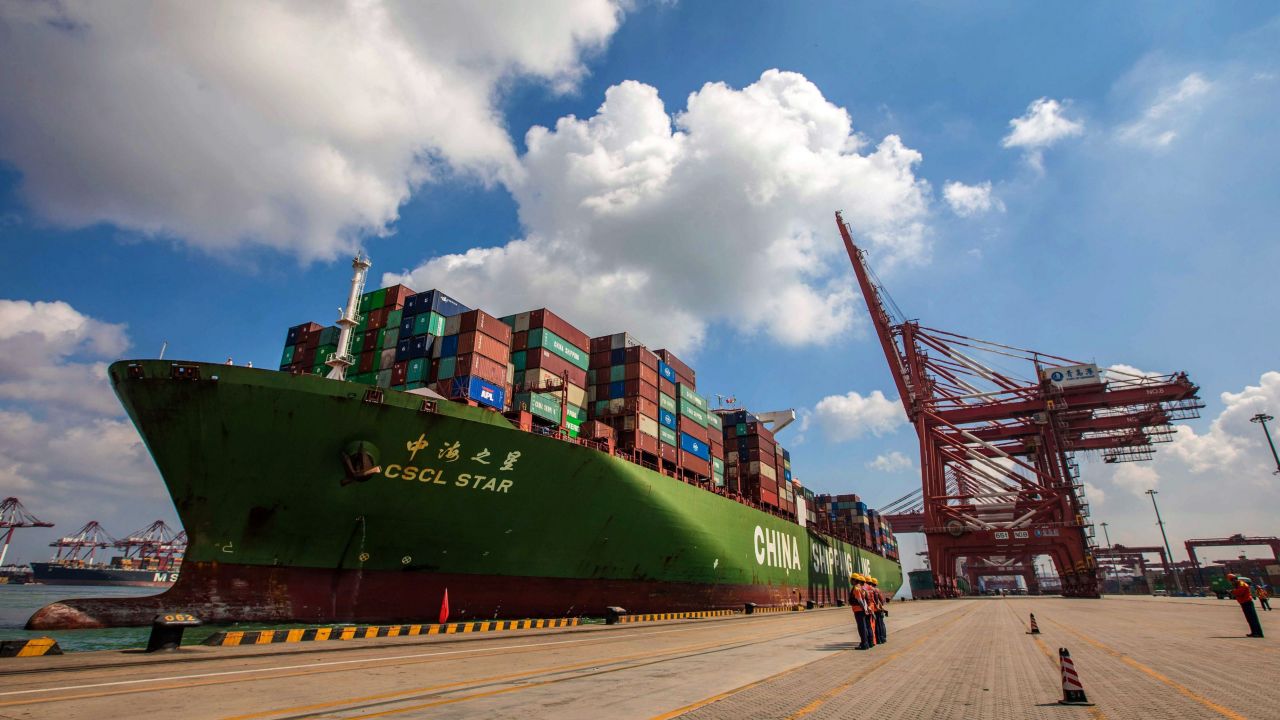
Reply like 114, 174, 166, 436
273, 281, 896, 554
504, 309, 591, 436
432, 309, 513, 411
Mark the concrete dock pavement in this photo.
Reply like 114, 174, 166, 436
0, 597, 1274, 719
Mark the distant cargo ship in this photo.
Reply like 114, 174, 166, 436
30, 561, 178, 588
28, 268, 900, 630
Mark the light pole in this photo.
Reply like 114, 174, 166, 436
1250, 413, 1280, 475
1145, 489, 1181, 594
1100, 522, 1112, 548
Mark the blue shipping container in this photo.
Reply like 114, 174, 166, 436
399, 317, 414, 336
410, 336, 430, 359
659, 409, 677, 429
440, 334, 459, 358
610, 348, 626, 365
396, 338, 412, 362
417, 289, 471, 318
608, 380, 626, 400
403, 293, 420, 316
657, 361, 677, 383
453, 375, 506, 410
679, 432, 710, 461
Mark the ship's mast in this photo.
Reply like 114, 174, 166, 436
326, 255, 371, 381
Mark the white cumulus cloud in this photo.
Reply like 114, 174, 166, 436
942, 181, 1004, 217
1116, 73, 1212, 149
0, 1, 623, 260
390, 70, 932, 353
813, 389, 906, 442
1111, 464, 1160, 496
0, 300, 130, 415
868, 451, 913, 472
1002, 98, 1084, 170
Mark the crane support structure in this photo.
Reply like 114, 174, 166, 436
0, 497, 54, 568
836, 212, 1202, 598
1184, 535, 1280, 586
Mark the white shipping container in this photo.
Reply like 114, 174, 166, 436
623, 414, 659, 438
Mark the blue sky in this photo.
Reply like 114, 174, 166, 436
2, 2, 1278, 572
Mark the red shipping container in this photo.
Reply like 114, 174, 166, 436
391, 361, 408, 385
746, 422, 776, 444
658, 377, 676, 398
528, 308, 590, 351
759, 488, 780, 507
620, 378, 658, 403
734, 447, 777, 463
456, 331, 511, 365
358, 350, 376, 374
383, 284, 414, 309
293, 346, 315, 366
459, 309, 513, 346
524, 348, 589, 387
736, 434, 776, 456
511, 331, 529, 352
614, 428, 659, 455
678, 421, 709, 444
362, 328, 379, 350
589, 336, 610, 354
623, 363, 659, 388
367, 307, 388, 331
680, 452, 711, 476
295, 321, 325, 344
658, 442, 677, 463
454, 353, 508, 386
624, 346, 659, 369
580, 420, 616, 442
588, 350, 611, 368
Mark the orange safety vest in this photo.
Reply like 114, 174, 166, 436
1231, 582, 1254, 604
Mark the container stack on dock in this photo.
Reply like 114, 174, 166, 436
661, 350, 713, 480
432, 309, 513, 410
721, 411, 785, 513
505, 309, 591, 436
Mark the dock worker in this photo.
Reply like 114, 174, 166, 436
850, 573, 872, 650
1259, 585, 1272, 611
1228, 574, 1264, 638
863, 576, 879, 648
871, 577, 889, 644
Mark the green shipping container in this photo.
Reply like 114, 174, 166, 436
659, 393, 677, 413
413, 312, 445, 338
712, 457, 724, 474
679, 402, 708, 427
659, 425, 677, 446
358, 288, 387, 313
706, 413, 723, 431
736, 423, 747, 437
319, 326, 341, 346
609, 365, 626, 382
512, 350, 527, 372
317, 344, 338, 362
376, 329, 387, 349
311, 364, 328, 376
280, 345, 295, 365
566, 404, 587, 423
593, 400, 610, 416
438, 356, 456, 380
515, 392, 561, 423
407, 359, 427, 383
351, 333, 365, 354
678, 384, 706, 410
386, 309, 402, 328
528, 328, 588, 370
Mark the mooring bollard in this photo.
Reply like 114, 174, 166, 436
806, 600, 816, 610
604, 606, 627, 625
146, 612, 201, 652
744, 602, 757, 615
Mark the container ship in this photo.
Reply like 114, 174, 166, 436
24, 521, 184, 588
28, 260, 901, 630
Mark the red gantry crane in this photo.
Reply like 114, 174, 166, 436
50, 521, 116, 565
836, 212, 1203, 597
1, 497, 54, 568
1184, 534, 1280, 585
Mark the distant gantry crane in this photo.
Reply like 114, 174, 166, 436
0, 497, 54, 567
50, 521, 116, 565
836, 212, 1203, 597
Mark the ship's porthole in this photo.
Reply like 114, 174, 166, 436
358, 552, 370, 562
401, 556, 412, 564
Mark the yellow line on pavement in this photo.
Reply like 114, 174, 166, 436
1045, 617, 1247, 720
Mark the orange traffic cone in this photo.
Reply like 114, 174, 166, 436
438, 588, 450, 625
1028, 613, 1040, 635
1058, 647, 1092, 705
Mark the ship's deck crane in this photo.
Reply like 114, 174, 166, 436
0, 497, 53, 567
836, 211, 1202, 597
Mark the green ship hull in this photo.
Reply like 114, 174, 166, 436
29, 360, 901, 629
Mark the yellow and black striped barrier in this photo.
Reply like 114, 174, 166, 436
204, 618, 579, 647
749, 605, 806, 614
0, 637, 63, 658
617, 609, 736, 623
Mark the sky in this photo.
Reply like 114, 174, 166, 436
1, 2, 1278, 576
